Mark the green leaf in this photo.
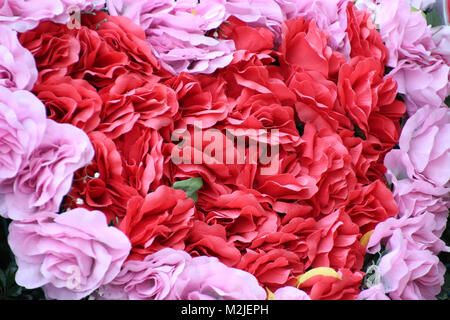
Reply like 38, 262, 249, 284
5, 263, 17, 284
410, 6, 427, 19
437, 272, 450, 300
6, 285, 22, 298
426, 10, 443, 27
0, 269, 6, 290
0, 261, 46, 300
445, 96, 450, 108
172, 177, 203, 202
5, 263, 19, 293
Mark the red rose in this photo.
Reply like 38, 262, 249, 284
307, 155, 357, 216
346, 2, 388, 65
114, 124, 165, 196
279, 208, 364, 274
254, 125, 331, 202
199, 190, 279, 250
217, 16, 275, 52
308, 209, 365, 271
97, 73, 179, 139
288, 68, 350, 132
185, 221, 242, 267
296, 124, 349, 183
164, 72, 231, 129
20, 11, 163, 90
70, 26, 128, 88
66, 131, 139, 222
256, 123, 356, 215
237, 248, 303, 291
280, 17, 346, 79
298, 269, 364, 300
272, 202, 314, 225
163, 127, 257, 203
337, 57, 406, 154
276, 218, 319, 272
73, 11, 161, 87
215, 29, 295, 105
33, 76, 102, 133
246, 218, 317, 288
340, 130, 387, 183
255, 166, 318, 201
344, 180, 398, 234
120, 185, 195, 260
222, 91, 300, 152
213, 23, 300, 152
19, 22, 80, 81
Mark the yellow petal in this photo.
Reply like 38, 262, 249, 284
266, 287, 276, 300
360, 230, 374, 248
296, 267, 342, 287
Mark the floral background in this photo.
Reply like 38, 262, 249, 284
0, 0, 448, 300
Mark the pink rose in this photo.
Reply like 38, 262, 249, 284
374, 0, 450, 114
0, 25, 37, 90
0, 0, 106, 32
8, 208, 131, 300
0, 87, 46, 183
389, 60, 449, 116
96, 248, 191, 300
376, 0, 435, 67
367, 213, 449, 256
273, 286, 311, 300
168, 255, 266, 300
357, 284, 390, 300
371, 229, 446, 300
432, 26, 450, 65
1, 119, 94, 220
0, 0, 64, 32
397, 106, 450, 187
108, 0, 235, 74
384, 149, 449, 236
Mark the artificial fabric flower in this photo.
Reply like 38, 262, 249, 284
273, 286, 311, 300
0, 25, 37, 90
8, 208, 131, 300
368, 229, 446, 300
95, 248, 191, 300
0, 119, 94, 220
119, 185, 196, 260
0, 87, 46, 184
397, 105, 450, 187
168, 255, 266, 300
108, 0, 235, 75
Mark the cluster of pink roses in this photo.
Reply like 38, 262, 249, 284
359, 105, 450, 300
355, 0, 450, 300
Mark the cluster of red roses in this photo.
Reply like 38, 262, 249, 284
19, 3, 406, 299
